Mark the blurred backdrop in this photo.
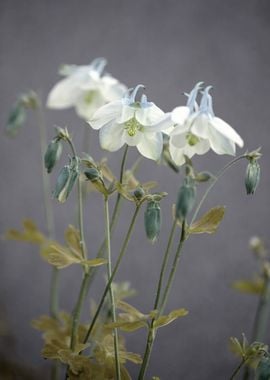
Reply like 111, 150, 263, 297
0, 0, 270, 378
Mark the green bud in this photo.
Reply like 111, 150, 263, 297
256, 357, 270, 380
44, 139, 63, 173
6, 101, 26, 137
195, 171, 212, 182
133, 187, 145, 201
84, 167, 101, 182
245, 159, 260, 194
53, 159, 79, 203
144, 200, 161, 243
175, 177, 196, 221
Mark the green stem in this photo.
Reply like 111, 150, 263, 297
138, 221, 186, 380
84, 145, 129, 292
36, 97, 59, 379
83, 204, 141, 344
191, 154, 247, 225
230, 359, 246, 380
104, 197, 121, 379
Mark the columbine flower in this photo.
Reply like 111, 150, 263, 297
47, 58, 127, 120
154, 83, 244, 166
89, 85, 169, 160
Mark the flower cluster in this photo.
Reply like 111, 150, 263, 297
88, 81, 244, 163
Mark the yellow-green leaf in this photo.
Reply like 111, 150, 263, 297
40, 241, 81, 268
65, 225, 83, 259
123, 352, 142, 364
5, 219, 45, 244
189, 206, 225, 234
117, 301, 146, 320
232, 278, 264, 295
82, 258, 108, 267
153, 308, 188, 329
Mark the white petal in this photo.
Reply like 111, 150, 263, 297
116, 104, 135, 123
99, 122, 125, 152
123, 130, 143, 146
75, 91, 104, 120
136, 104, 164, 126
170, 133, 188, 149
170, 123, 190, 137
47, 76, 81, 109
171, 106, 190, 125
190, 114, 211, 140
145, 113, 174, 132
211, 117, 244, 148
207, 126, 236, 155
183, 139, 210, 156
137, 132, 163, 160
169, 143, 186, 166
100, 75, 127, 101
89, 100, 123, 129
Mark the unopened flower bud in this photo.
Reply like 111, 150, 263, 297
144, 200, 161, 243
53, 159, 79, 203
84, 167, 101, 182
133, 187, 145, 201
245, 159, 260, 194
6, 101, 26, 137
175, 177, 196, 221
195, 171, 212, 183
44, 139, 63, 173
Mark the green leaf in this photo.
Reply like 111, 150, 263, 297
153, 308, 188, 329
232, 279, 264, 295
189, 206, 225, 234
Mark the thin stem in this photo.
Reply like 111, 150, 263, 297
104, 197, 121, 379
230, 359, 246, 380
83, 204, 141, 344
191, 155, 247, 224
153, 219, 177, 310
84, 145, 129, 291
138, 221, 186, 380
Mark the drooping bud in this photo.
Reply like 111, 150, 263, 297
133, 186, 145, 201
6, 101, 26, 137
53, 158, 79, 203
144, 200, 161, 243
44, 139, 63, 173
84, 167, 101, 182
175, 177, 196, 221
245, 159, 260, 195
195, 171, 212, 183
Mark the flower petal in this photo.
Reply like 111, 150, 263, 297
100, 75, 127, 101
47, 76, 82, 109
169, 143, 186, 166
90, 100, 123, 129
99, 122, 125, 152
207, 126, 236, 155
171, 106, 190, 125
190, 114, 211, 140
136, 104, 164, 126
211, 117, 244, 148
146, 113, 174, 132
123, 130, 143, 146
75, 91, 104, 120
170, 132, 188, 149
137, 132, 163, 160
116, 104, 135, 124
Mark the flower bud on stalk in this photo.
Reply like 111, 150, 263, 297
133, 187, 145, 201
84, 167, 101, 182
144, 200, 161, 243
53, 158, 79, 203
175, 177, 196, 221
245, 159, 260, 195
44, 139, 63, 173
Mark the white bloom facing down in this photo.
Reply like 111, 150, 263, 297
47, 58, 127, 120
89, 85, 170, 160
155, 82, 244, 166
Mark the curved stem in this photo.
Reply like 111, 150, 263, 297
83, 204, 141, 344
191, 155, 247, 224
104, 196, 121, 379
138, 221, 186, 380
230, 358, 246, 380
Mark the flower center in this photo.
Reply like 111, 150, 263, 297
84, 90, 97, 104
124, 117, 143, 137
186, 132, 200, 146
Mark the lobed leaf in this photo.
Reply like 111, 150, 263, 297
189, 206, 225, 234
232, 279, 264, 295
5, 219, 45, 244
153, 308, 188, 329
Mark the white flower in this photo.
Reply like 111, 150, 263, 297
89, 85, 169, 160
47, 58, 127, 120
155, 83, 244, 166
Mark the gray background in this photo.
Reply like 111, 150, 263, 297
0, 0, 270, 379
